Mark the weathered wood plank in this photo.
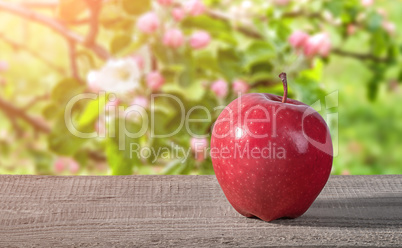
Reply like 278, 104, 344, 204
0, 175, 401, 247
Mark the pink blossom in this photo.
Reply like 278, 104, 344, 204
361, 0, 374, 7
304, 33, 331, 57
105, 98, 120, 111
131, 96, 149, 108
232, 80, 249, 94
289, 30, 309, 49
157, 0, 173, 6
274, 0, 290, 6
190, 137, 208, 161
376, 8, 387, 18
163, 29, 185, 49
190, 31, 211, 50
0, 78, 6, 87
137, 12, 160, 34
347, 24, 357, 36
172, 8, 186, 22
184, 0, 206, 16
54, 158, 65, 173
0, 61, 8, 72
69, 160, 80, 174
87, 73, 101, 93
383, 21, 396, 35
146, 71, 165, 91
201, 81, 208, 88
341, 169, 351, 175
211, 80, 228, 98
131, 55, 144, 70
95, 119, 106, 137
54, 157, 80, 174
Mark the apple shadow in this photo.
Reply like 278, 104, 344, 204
270, 194, 402, 229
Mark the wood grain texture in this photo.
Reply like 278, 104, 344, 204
0, 175, 401, 247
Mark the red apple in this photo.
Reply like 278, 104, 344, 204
211, 73, 333, 222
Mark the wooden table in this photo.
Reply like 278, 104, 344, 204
0, 175, 401, 247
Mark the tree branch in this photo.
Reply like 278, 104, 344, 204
0, 33, 66, 75
332, 48, 391, 63
68, 40, 80, 80
87, 150, 107, 162
68, 18, 91, 26
282, 11, 324, 21
251, 79, 277, 89
0, 97, 51, 133
23, 93, 49, 111
205, 9, 263, 39
84, 0, 102, 46
206, 9, 390, 63
0, 1, 110, 60
21, 1, 58, 9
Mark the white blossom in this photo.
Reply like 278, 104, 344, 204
87, 58, 141, 93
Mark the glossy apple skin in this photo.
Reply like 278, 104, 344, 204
211, 93, 333, 222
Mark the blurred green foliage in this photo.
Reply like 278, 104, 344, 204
0, 0, 401, 175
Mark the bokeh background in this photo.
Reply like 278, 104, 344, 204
0, 0, 401, 175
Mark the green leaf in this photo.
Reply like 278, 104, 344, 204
0, 140, 10, 157
149, 93, 187, 138
161, 65, 184, 83
121, 0, 150, 15
293, 59, 327, 104
182, 15, 231, 36
77, 94, 106, 128
176, 47, 195, 87
199, 159, 214, 175
73, 150, 89, 168
51, 78, 86, 105
106, 138, 134, 175
367, 78, 379, 101
178, 67, 195, 87
150, 42, 169, 64
367, 12, 383, 32
244, 41, 275, 70
323, 1, 343, 17
76, 50, 96, 69
110, 34, 132, 55
366, 64, 386, 101
272, 20, 292, 41
42, 104, 62, 120
162, 159, 194, 175
99, 3, 133, 30
370, 30, 388, 56
217, 48, 243, 81
186, 106, 211, 135
398, 69, 402, 83
30, 150, 53, 175
106, 118, 142, 175
250, 72, 273, 84
162, 81, 206, 102
193, 50, 220, 73
162, 159, 185, 175
47, 117, 91, 156
249, 62, 273, 77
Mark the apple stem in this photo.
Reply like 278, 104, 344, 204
278, 72, 288, 103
